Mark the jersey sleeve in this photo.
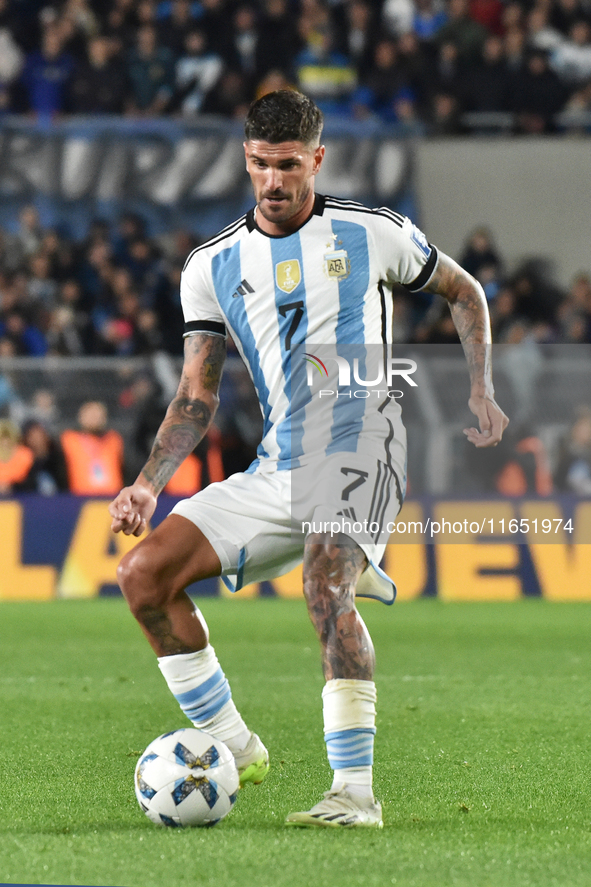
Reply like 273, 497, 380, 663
372, 210, 438, 293
180, 252, 227, 339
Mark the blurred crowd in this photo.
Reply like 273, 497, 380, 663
0, 206, 590, 499
0, 0, 590, 133
0, 388, 262, 497
1, 207, 591, 362
1, 387, 590, 498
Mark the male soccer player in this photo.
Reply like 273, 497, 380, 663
109, 89, 508, 828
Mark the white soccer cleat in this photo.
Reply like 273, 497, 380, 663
355, 561, 397, 605
285, 788, 384, 828
233, 732, 270, 787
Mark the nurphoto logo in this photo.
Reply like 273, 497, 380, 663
303, 352, 418, 399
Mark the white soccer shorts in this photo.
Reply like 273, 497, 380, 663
170, 450, 404, 594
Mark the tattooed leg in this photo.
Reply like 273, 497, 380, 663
303, 532, 375, 681
117, 514, 221, 657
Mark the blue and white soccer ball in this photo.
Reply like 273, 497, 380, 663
134, 728, 239, 827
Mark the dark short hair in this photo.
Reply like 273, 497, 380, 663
244, 90, 324, 146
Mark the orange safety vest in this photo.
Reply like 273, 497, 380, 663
61, 429, 124, 495
0, 444, 34, 486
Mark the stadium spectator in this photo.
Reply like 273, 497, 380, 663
229, 4, 259, 83
462, 34, 511, 115
27, 252, 59, 310
458, 226, 504, 288
255, 68, 294, 100
41, 229, 75, 283
436, 0, 488, 65
561, 79, 591, 132
509, 48, 568, 133
352, 38, 415, 122
135, 0, 159, 29
0, 227, 25, 274
0, 373, 23, 421
254, 0, 297, 79
527, 6, 564, 54
296, 26, 358, 116
58, 0, 101, 63
551, 0, 591, 36
333, 0, 378, 81
397, 32, 430, 97
70, 35, 128, 113
200, 68, 251, 117
489, 286, 519, 340
46, 299, 88, 356
469, 0, 504, 36
411, 0, 448, 44
382, 0, 415, 38
16, 206, 43, 260
557, 272, 591, 342
550, 20, 591, 86
554, 406, 591, 494
61, 400, 124, 496
199, 0, 234, 61
0, 309, 47, 356
104, 0, 137, 54
429, 40, 465, 105
21, 24, 74, 118
158, 0, 199, 58
11, 388, 60, 434
0, 419, 33, 495
429, 90, 465, 134
462, 423, 553, 495
126, 24, 174, 116
16, 420, 69, 495
171, 28, 224, 116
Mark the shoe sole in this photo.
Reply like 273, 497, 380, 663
285, 814, 383, 829
238, 758, 270, 787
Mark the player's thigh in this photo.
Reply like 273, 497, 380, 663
170, 469, 301, 589
119, 513, 221, 595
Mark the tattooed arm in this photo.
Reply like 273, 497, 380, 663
109, 333, 226, 535
423, 252, 509, 447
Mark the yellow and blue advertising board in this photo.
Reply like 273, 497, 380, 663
1, 496, 589, 602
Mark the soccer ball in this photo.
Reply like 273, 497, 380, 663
134, 728, 239, 827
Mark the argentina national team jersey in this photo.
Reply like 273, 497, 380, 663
180, 194, 437, 472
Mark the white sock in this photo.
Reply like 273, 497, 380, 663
158, 645, 251, 754
323, 679, 376, 799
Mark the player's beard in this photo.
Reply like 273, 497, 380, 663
257, 181, 311, 226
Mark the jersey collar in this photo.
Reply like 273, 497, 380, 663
246, 193, 326, 238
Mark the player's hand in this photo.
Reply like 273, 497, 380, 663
108, 483, 157, 536
464, 394, 509, 448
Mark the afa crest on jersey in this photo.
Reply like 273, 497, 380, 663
324, 247, 350, 280
276, 260, 301, 293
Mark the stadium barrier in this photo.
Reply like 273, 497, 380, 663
1, 495, 589, 603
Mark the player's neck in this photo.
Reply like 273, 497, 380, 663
255, 191, 317, 237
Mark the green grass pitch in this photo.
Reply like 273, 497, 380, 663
1, 597, 591, 887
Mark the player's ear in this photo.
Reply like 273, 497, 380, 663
312, 144, 325, 175
243, 141, 249, 169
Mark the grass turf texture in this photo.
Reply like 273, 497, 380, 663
1, 599, 591, 887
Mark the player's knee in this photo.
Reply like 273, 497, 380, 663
117, 545, 170, 615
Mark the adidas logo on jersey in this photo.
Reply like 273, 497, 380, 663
232, 279, 255, 298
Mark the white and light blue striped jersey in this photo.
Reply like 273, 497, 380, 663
180, 194, 437, 470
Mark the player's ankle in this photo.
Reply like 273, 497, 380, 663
219, 725, 252, 755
